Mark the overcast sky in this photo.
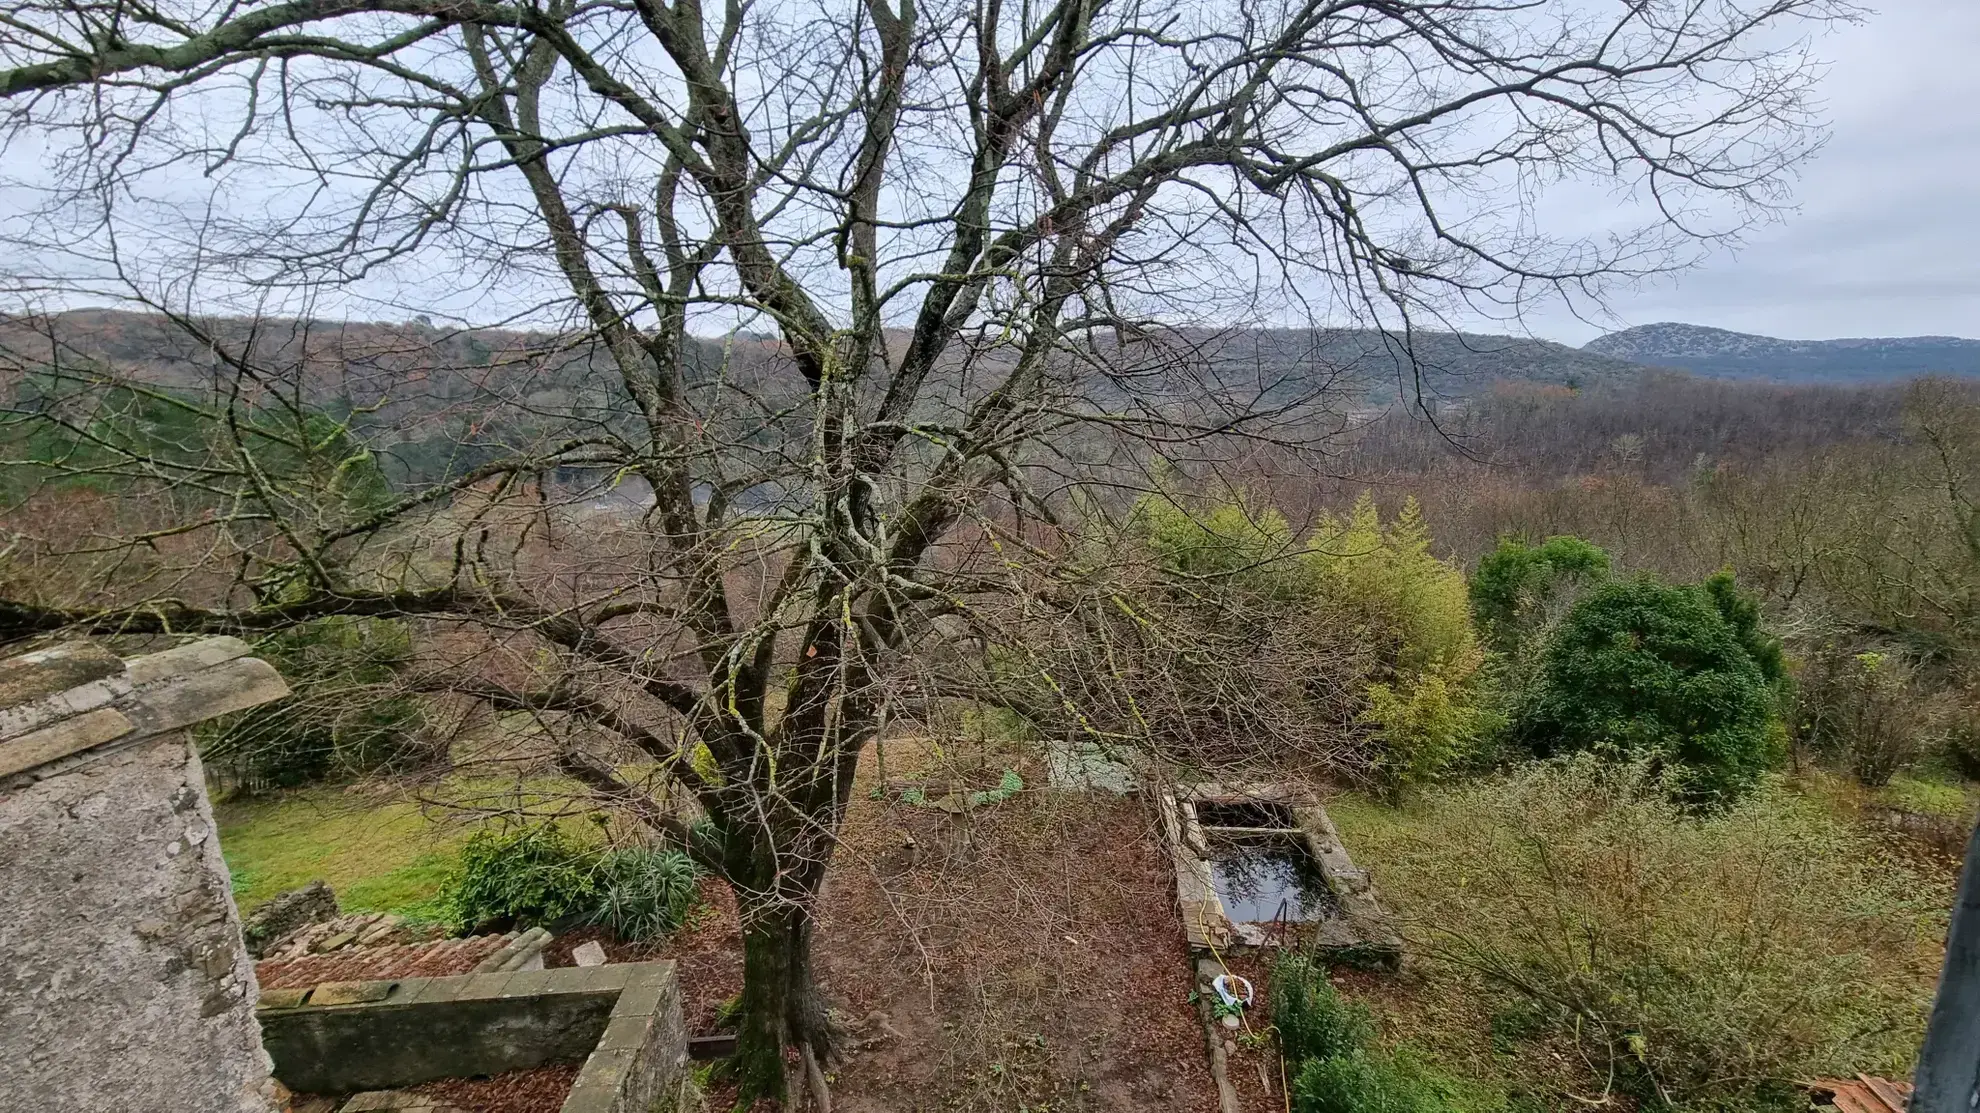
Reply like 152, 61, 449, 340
1531, 0, 1980, 346
4, 0, 1968, 347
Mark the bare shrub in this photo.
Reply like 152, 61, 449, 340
1795, 647, 1933, 787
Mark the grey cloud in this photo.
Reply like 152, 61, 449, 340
1526, 0, 1980, 344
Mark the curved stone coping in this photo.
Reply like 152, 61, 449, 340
0, 637, 289, 780
258, 961, 686, 1113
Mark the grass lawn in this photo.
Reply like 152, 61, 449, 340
1321, 792, 1542, 1102
215, 770, 620, 920
215, 787, 474, 919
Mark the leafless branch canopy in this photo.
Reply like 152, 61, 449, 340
0, 0, 1851, 1089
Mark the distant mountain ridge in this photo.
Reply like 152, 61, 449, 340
1584, 322, 1980, 381
8, 312, 1972, 430
1145, 327, 1644, 403
0, 309, 1651, 407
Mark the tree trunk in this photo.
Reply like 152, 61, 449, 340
720, 673, 868, 1105
733, 895, 830, 1102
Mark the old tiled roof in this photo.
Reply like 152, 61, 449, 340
1809, 1076, 1911, 1113
256, 934, 515, 990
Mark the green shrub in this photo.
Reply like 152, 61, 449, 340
450, 825, 606, 932
1518, 576, 1780, 802
1271, 952, 1374, 1064
1293, 1052, 1446, 1113
1138, 492, 1303, 600
592, 847, 702, 942
1363, 660, 1500, 788
1307, 498, 1491, 784
1470, 535, 1611, 652
1701, 570, 1787, 690
1351, 758, 1947, 1107
7, 377, 393, 511
1274, 952, 1460, 1113
448, 825, 699, 941
1305, 497, 1478, 677
1088, 490, 1491, 778
966, 769, 1025, 807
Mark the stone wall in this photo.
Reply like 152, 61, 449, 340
0, 639, 290, 1113
259, 963, 689, 1112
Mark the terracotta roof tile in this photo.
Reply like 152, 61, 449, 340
256, 934, 513, 990
1809, 1077, 1911, 1113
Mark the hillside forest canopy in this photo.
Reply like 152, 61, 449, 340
0, 0, 1951, 1105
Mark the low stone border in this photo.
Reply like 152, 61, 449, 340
257, 961, 687, 1113
1159, 781, 1401, 968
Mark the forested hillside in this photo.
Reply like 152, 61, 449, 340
1587, 321, 1980, 381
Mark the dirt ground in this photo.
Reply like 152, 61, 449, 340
819, 779, 1222, 1111
409, 1064, 581, 1113
634, 740, 1234, 1112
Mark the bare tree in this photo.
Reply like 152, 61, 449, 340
0, 0, 1850, 1099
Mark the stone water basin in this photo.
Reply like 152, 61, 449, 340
1202, 830, 1341, 924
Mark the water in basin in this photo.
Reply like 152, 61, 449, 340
1205, 832, 1339, 923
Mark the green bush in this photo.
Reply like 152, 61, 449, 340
1139, 493, 1303, 600
1273, 953, 1468, 1113
1518, 576, 1781, 802
1293, 1052, 1446, 1113
1098, 490, 1491, 780
450, 824, 605, 931
1470, 535, 1611, 652
592, 847, 701, 942
1271, 952, 1375, 1064
1310, 498, 1492, 785
1350, 758, 1947, 1107
1701, 570, 1787, 690
1305, 497, 1478, 678
1940, 696, 1980, 781
1362, 661, 1500, 788
448, 825, 699, 941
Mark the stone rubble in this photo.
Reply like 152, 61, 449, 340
261, 911, 426, 961
243, 882, 342, 957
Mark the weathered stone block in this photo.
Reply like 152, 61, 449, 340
311, 980, 398, 1006
0, 706, 135, 778
123, 636, 251, 687
242, 881, 340, 957
596, 1013, 652, 1051
128, 657, 289, 736
258, 987, 313, 1011
1, 734, 277, 1112
0, 642, 124, 733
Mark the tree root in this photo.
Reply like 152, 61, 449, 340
800, 1040, 833, 1113
859, 1009, 908, 1047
